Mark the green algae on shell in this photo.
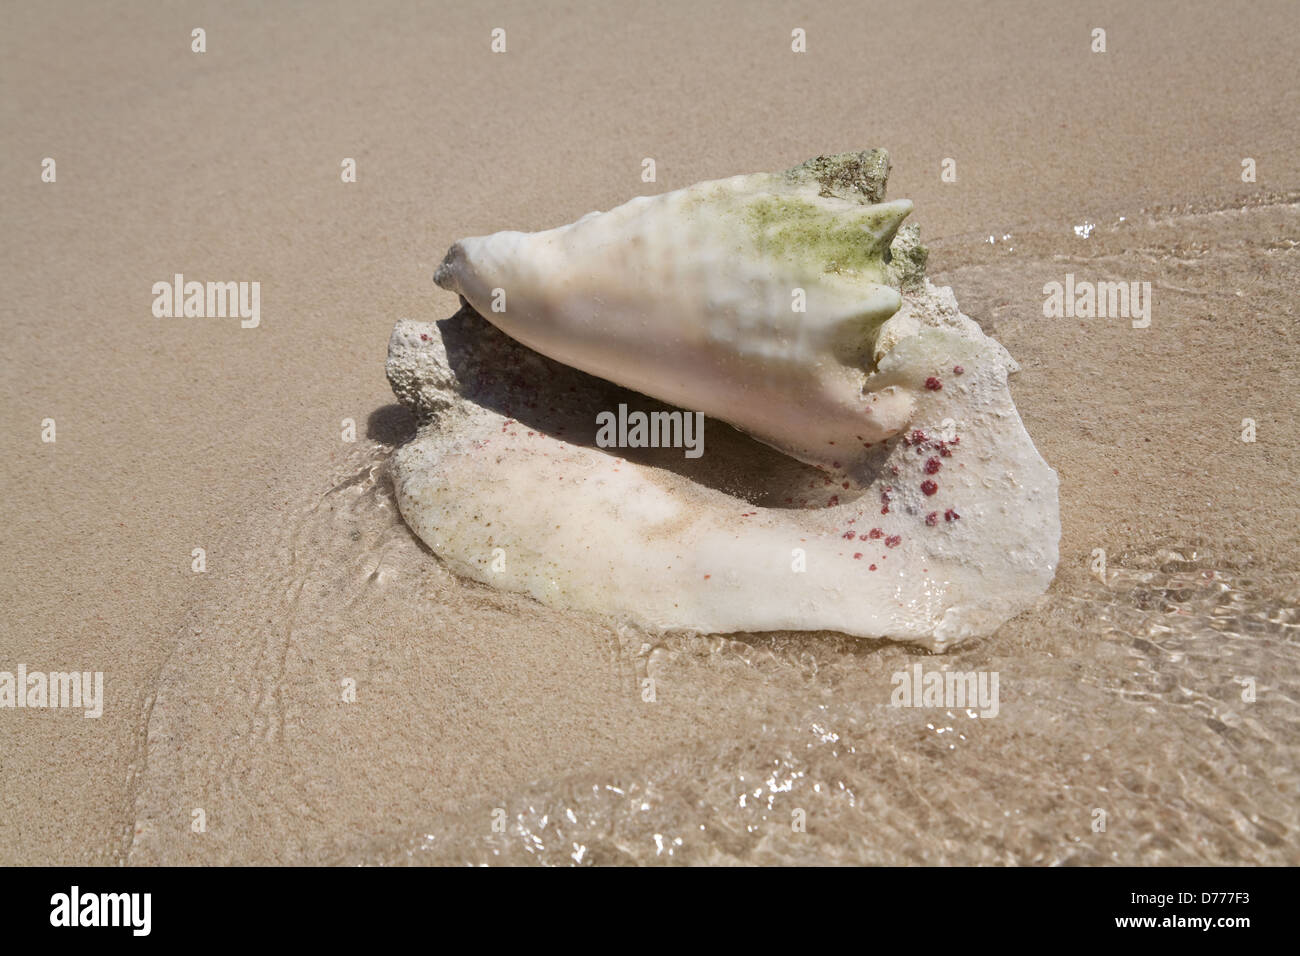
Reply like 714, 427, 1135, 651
743, 192, 908, 280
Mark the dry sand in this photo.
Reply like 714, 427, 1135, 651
1, 0, 1297, 864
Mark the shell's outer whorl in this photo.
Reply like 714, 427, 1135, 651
432, 151, 926, 471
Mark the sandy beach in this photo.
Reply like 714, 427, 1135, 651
2, 0, 1297, 865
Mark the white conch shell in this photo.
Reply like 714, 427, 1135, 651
389, 151, 1060, 651
434, 151, 917, 471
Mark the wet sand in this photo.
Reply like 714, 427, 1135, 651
1, 0, 1297, 865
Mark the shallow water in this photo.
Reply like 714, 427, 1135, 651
128, 195, 1300, 865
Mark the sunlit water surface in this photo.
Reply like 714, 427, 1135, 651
129, 195, 1300, 866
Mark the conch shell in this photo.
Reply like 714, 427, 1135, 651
433, 151, 920, 472
388, 151, 1059, 651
